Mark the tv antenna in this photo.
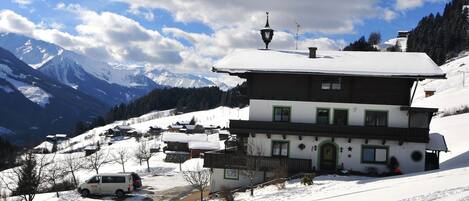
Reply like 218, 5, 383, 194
295, 21, 301, 50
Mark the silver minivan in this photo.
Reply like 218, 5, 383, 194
78, 173, 134, 198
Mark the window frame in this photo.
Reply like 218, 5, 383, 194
224, 168, 239, 180
361, 145, 389, 164
333, 109, 349, 126
364, 110, 388, 127
272, 106, 291, 122
316, 108, 331, 125
321, 77, 342, 90
271, 140, 289, 157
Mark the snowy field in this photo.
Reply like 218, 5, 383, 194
0, 106, 248, 201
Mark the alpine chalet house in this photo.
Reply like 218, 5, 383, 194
203, 14, 447, 193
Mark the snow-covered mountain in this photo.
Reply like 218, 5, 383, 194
0, 33, 162, 106
145, 68, 229, 90
0, 47, 107, 144
0, 33, 62, 69
0, 32, 235, 105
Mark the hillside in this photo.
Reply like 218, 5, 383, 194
0, 47, 107, 144
407, 0, 469, 65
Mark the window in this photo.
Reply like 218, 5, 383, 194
273, 106, 291, 122
321, 77, 341, 90
316, 108, 330, 125
224, 169, 239, 180
365, 111, 388, 127
361, 146, 388, 163
272, 141, 289, 157
333, 109, 348, 125
87, 176, 100, 184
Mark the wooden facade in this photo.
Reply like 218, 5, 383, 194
245, 73, 414, 105
229, 120, 430, 143
203, 149, 312, 174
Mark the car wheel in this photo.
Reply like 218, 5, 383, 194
80, 189, 90, 197
116, 190, 125, 198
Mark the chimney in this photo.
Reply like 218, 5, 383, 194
308, 47, 317, 58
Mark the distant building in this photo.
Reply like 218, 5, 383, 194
397, 31, 410, 38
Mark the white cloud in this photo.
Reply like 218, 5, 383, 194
11, 0, 32, 6
383, 9, 398, 21
395, 0, 424, 10
395, 0, 445, 11
119, 0, 380, 34
0, 10, 35, 35
127, 7, 155, 21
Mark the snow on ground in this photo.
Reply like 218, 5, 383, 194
233, 165, 469, 201
0, 106, 249, 200
413, 53, 469, 111
0, 64, 51, 107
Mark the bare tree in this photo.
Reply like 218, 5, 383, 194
135, 142, 155, 172
63, 154, 83, 187
85, 149, 110, 174
181, 160, 210, 201
241, 141, 264, 197
0, 152, 50, 201
113, 148, 130, 172
44, 162, 67, 198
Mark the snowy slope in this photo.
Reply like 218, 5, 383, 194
59, 106, 248, 153
0, 32, 62, 69
0, 47, 107, 144
413, 52, 469, 111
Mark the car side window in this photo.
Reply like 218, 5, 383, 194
88, 176, 100, 184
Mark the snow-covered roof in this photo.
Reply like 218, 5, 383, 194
188, 141, 220, 150
46, 135, 55, 138
181, 158, 205, 171
213, 49, 445, 79
426, 133, 448, 152
162, 132, 208, 143
55, 134, 67, 138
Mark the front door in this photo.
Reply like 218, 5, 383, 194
320, 143, 337, 171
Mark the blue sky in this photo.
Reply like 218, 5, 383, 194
0, 0, 450, 74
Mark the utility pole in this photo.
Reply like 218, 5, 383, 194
295, 21, 300, 50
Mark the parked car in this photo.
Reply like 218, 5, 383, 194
77, 173, 134, 198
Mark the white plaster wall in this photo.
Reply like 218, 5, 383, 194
209, 168, 264, 193
249, 134, 426, 174
249, 99, 409, 128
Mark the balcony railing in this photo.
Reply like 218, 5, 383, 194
204, 149, 312, 173
229, 120, 429, 143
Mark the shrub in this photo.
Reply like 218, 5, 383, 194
219, 186, 234, 201
301, 173, 315, 186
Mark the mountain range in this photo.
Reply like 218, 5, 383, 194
0, 46, 107, 144
0, 32, 230, 106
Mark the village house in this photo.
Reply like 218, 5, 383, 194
203, 16, 447, 193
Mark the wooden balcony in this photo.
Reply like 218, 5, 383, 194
229, 120, 429, 143
203, 150, 312, 173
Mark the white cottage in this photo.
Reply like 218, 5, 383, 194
204, 47, 447, 192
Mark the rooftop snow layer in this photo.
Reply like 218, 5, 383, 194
427, 133, 449, 152
213, 49, 445, 78
188, 141, 220, 150
161, 132, 208, 143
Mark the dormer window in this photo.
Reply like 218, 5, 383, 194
321, 77, 341, 90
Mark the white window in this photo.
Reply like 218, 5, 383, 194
224, 169, 239, 180
361, 146, 388, 163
